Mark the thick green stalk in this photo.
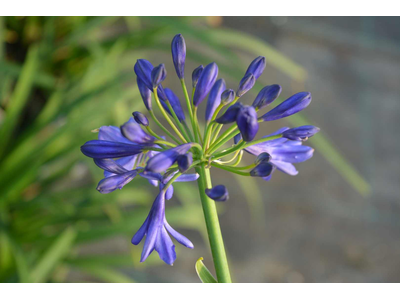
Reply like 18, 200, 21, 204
196, 164, 232, 283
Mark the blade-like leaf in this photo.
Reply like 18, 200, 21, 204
195, 257, 217, 283
30, 227, 76, 283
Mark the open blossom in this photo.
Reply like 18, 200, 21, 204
81, 33, 319, 268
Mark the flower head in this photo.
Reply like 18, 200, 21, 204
81, 34, 319, 268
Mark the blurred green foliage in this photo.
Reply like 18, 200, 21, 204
0, 16, 369, 283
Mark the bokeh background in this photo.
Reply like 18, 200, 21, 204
0, 16, 399, 283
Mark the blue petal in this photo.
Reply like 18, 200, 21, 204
269, 145, 314, 163
171, 34, 186, 79
94, 158, 129, 175
137, 78, 152, 110
151, 64, 167, 88
244, 56, 266, 80
81, 140, 146, 159
145, 143, 192, 173
193, 62, 218, 107
252, 84, 282, 110
120, 119, 155, 144
164, 88, 186, 122
192, 65, 204, 88
96, 170, 137, 194
205, 79, 226, 122
134, 59, 154, 90
104, 155, 137, 178
98, 125, 132, 144
236, 105, 259, 142
174, 173, 199, 182
205, 185, 229, 202
215, 102, 244, 124
155, 227, 176, 266
131, 214, 150, 245
260, 92, 312, 121
164, 219, 194, 249
236, 74, 255, 97
271, 160, 299, 176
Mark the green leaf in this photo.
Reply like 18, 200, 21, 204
0, 45, 40, 158
69, 263, 134, 283
30, 227, 76, 283
195, 257, 217, 283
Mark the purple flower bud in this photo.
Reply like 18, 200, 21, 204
137, 78, 152, 110
252, 84, 282, 110
205, 185, 229, 202
250, 162, 274, 177
205, 79, 226, 122
221, 89, 235, 105
176, 152, 193, 173
236, 105, 259, 142
134, 59, 153, 90
215, 102, 244, 124
96, 170, 138, 194
193, 62, 218, 107
260, 92, 312, 122
163, 88, 186, 122
151, 64, 167, 88
245, 56, 266, 80
144, 143, 193, 173
132, 111, 149, 126
120, 119, 155, 144
255, 152, 271, 165
171, 34, 186, 79
236, 74, 255, 97
192, 65, 203, 88
282, 125, 320, 141
81, 140, 146, 159
233, 133, 242, 144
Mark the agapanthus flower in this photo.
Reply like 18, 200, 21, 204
131, 190, 194, 265
81, 33, 319, 274
244, 127, 315, 180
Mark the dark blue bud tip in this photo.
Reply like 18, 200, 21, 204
221, 89, 236, 105
255, 152, 271, 165
132, 111, 149, 127
250, 163, 274, 177
151, 64, 167, 88
237, 74, 256, 97
205, 185, 229, 202
171, 34, 186, 79
192, 65, 204, 88
176, 153, 193, 173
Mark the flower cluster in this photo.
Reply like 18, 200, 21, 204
81, 33, 319, 265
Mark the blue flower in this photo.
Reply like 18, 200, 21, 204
192, 65, 204, 88
236, 74, 255, 97
215, 102, 244, 124
137, 78, 152, 111
259, 92, 312, 122
205, 79, 226, 122
282, 125, 320, 141
244, 127, 315, 180
205, 185, 229, 202
236, 105, 259, 142
144, 143, 193, 173
163, 88, 186, 122
151, 64, 167, 88
193, 62, 218, 107
171, 34, 186, 79
131, 190, 194, 265
220, 89, 235, 105
252, 84, 282, 110
132, 111, 149, 127
244, 56, 266, 80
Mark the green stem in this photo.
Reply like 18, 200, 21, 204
165, 100, 191, 142
153, 88, 187, 143
196, 164, 232, 283
149, 110, 180, 144
183, 121, 195, 142
153, 140, 176, 148
180, 79, 194, 123
211, 163, 251, 176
